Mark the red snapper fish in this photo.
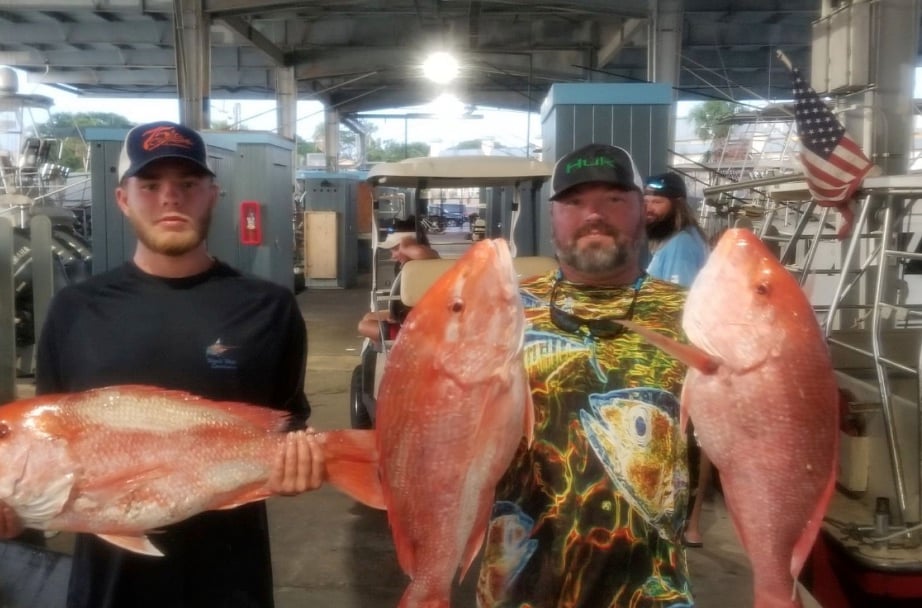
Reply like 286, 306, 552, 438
622, 228, 838, 608
375, 238, 534, 608
0, 385, 384, 556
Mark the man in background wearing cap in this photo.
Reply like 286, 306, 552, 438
643, 170, 712, 550
356, 217, 439, 345
644, 171, 709, 288
477, 143, 693, 606
0, 121, 325, 608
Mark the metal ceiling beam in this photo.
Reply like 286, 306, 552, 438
218, 15, 286, 65
203, 0, 310, 15
0, 1, 172, 12
596, 18, 645, 67
0, 46, 278, 69
0, 22, 171, 43
523, 0, 648, 19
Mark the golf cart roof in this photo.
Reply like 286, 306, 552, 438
366, 155, 552, 188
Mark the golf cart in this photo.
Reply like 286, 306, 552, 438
350, 155, 556, 429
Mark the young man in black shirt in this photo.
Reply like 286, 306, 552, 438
0, 121, 324, 608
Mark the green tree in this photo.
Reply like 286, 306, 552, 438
687, 100, 739, 141
41, 112, 135, 171
311, 119, 377, 161
297, 135, 319, 157
367, 139, 429, 162
687, 100, 748, 163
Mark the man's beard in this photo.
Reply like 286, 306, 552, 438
554, 221, 631, 274
128, 210, 211, 256
646, 214, 677, 242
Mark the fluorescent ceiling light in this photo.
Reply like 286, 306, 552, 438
428, 93, 465, 117
422, 52, 459, 84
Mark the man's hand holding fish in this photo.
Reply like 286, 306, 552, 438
266, 429, 327, 496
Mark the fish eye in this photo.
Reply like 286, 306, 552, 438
634, 416, 647, 436
449, 299, 464, 314
627, 404, 652, 447
0, 422, 8, 438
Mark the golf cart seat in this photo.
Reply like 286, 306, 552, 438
399, 255, 558, 307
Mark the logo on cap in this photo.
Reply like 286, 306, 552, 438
566, 156, 615, 174
142, 125, 195, 151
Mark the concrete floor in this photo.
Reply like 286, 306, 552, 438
271, 281, 757, 607
2, 277, 760, 608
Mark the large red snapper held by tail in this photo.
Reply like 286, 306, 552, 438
620, 228, 838, 608
0, 385, 384, 556
375, 238, 534, 608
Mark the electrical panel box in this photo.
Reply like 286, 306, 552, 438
811, 1, 872, 95
299, 173, 362, 288
203, 131, 295, 290
539, 82, 673, 257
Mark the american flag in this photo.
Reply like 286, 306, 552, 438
786, 61, 874, 238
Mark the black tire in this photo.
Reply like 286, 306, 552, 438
50, 231, 91, 284
349, 364, 373, 429
10, 227, 79, 348
293, 267, 305, 294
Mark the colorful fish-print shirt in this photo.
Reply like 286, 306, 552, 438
477, 271, 693, 608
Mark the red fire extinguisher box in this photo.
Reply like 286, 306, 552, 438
239, 201, 263, 245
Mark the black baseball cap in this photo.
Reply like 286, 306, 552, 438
549, 143, 644, 201
118, 121, 215, 181
644, 172, 687, 199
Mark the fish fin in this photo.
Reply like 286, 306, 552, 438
616, 320, 718, 374
96, 533, 164, 557
389, 514, 417, 577
790, 451, 838, 582
457, 498, 492, 582
522, 383, 535, 446
321, 429, 386, 510
679, 391, 690, 437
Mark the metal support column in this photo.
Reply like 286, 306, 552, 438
324, 108, 341, 173
276, 66, 297, 140
647, 0, 683, 148
866, 0, 919, 176
0, 218, 14, 403
276, 66, 298, 181
173, 0, 211, 129
29, 215, 53, 345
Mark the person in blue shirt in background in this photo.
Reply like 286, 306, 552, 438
644, 171, 709, 288
643, 170, 712, 548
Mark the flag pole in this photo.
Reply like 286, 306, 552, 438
775, 49, 794, 72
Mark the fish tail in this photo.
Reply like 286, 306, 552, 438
754, 590, 802, 608
321, 429, 386, 510
397, 584, 451, 608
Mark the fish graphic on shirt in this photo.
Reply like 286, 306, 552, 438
580, 387, 686, 541
206, 339, 238, 370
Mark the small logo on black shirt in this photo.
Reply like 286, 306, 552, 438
206, 338, 238, 370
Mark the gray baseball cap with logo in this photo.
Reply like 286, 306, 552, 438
549, 143, 645, 200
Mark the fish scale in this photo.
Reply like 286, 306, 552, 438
375, 238, 534, 608
0, 384, 385, 556
621, 228, 838, 608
